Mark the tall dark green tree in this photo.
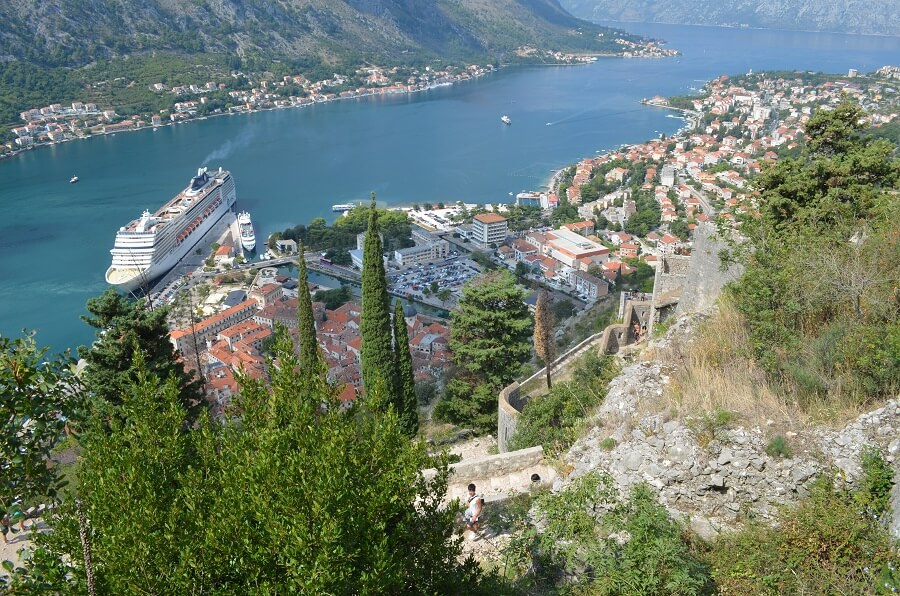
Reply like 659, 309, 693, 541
435, 271, 533, 431
79, 289, 204, 419
393, 299, 419, 437
296, 241, 322, 370
359, 194, 399, 401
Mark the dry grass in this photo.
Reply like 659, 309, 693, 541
650, 299, 808, 429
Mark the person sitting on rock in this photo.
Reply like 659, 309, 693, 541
463, 483, 484, 533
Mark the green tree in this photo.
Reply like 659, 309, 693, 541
435, 271, 532, 431
296, 243, 322, 370
360, 195, 400, 402
313, 286, 352, 310
392, 300, 419, 437
726, 100, 900, 405
8, 333, 498, 593
435, 288, 452, 306
533, 290, 555, 389
79, 289, 204, 419
1, 335, 81, 540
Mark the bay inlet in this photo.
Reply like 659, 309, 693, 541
1, 22, 899, 352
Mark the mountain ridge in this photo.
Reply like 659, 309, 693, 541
559, 0, 900, 36
0, 0, 632, 69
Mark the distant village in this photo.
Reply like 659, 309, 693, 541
5, 63, 495, 154
4, 34, 681, 158
110, 67, 900, 413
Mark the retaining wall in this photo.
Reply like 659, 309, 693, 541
422, 446, 553, 503
498, 299, 653, 452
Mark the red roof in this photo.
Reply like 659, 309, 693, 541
474, 212, 507, 224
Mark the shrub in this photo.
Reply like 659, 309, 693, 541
504, 473, 711, 594
689, 409, 734, 448
706, 472, 900, 595
856, 446, 895, 517
765, 435, 792, 458
600, 437, 617, 451
508, 354, 618, 455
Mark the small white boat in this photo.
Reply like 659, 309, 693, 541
70, 176, 79, 184
501, 115, 512, 125
237, 211, 256, 251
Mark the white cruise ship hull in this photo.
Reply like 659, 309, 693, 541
106, 168, 236, 293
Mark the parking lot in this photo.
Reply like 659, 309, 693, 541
388, 253, 481, 303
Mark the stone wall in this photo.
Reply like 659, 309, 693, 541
498, 382, 523, 453
653, 254, 691, 298
423, 446, 555, 503
498, 300, 652, 452
676, 224, 742, 316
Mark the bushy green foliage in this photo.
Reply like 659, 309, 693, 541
0, 336, 82, 537
435, 271, 533, 432
689, 409, 734, 448
706, 472, 899, 595
5, 332, 498, 593
282, 206, 413, 255
79, 288, 204, 420
600, 437, 617, 450
856, 446, 895, 518
764, 435, 792, 458
624, 190, 663, 237
726, 100, 900, 408
508, 353, 618, 455
504, 472, 710, 594
313, 285, 353, 310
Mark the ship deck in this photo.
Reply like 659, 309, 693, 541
121, 171, 229, 233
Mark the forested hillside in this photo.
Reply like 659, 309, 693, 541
0, 0, 627, 69
560, 0, 900, 36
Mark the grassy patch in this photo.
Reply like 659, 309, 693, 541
764, 435, 792, 459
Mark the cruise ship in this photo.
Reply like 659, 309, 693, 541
106, 167, 236, 293
237, 211, 256, 252
332, 203, 356, 212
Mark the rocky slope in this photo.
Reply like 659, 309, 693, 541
560, 313, 900, 541
0, 0, 629, 68
560, 0, 900, 36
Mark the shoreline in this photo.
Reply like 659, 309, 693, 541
1, 51, 682, 164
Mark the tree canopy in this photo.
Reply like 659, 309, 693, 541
6, 332, 497, 593
1, 336, 81, 533
726, 100, 900, 406
435, 271, 532, 432
78, 288, 204, 420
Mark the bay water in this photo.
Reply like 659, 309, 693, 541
1, 23, 898, 353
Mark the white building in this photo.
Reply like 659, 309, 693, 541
660, 166, 676, 188
472, 213, 508, 246
394, 240, 449, 268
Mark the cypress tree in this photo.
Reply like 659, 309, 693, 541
359, 194, 398, 402
296, 241, 322, 370
393, 299, 419, 437
534, 290, 555, 389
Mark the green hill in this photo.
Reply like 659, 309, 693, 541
0, 0, 630, 69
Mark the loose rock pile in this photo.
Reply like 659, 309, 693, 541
559, 314, 900, 541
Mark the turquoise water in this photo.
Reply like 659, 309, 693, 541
2, 23, 899, 353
